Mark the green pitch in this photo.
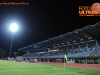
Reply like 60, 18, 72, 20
0, 60, 100, 75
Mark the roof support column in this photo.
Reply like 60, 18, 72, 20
61, 46, 64, 54
86, 42, 88, 48
96, 40, 99, 47
72, 44, 74, 53
78, 43, 80, 49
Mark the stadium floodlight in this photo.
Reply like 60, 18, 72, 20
10, 23, 18, 32
9, 23, 18, 57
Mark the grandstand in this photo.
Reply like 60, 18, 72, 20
18, 22, 100, 64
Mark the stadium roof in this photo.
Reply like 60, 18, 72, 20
18, 22, 100, 52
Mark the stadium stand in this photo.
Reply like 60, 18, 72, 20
17, 22, 100, 64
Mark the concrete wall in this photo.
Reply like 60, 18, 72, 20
66, 61, 75, 63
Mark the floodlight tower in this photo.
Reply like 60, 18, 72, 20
9, 23, 18, 57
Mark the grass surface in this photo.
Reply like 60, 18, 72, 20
0, 60, 100, 75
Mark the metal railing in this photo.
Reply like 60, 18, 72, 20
87, 47, 100, 57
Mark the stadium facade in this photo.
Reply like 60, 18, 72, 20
18, 22, 100, 64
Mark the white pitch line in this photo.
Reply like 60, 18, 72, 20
0, 68, 62, 72
81, 69, 86, 70
46, 72, 74, 75
37, 64, 63, 70
0, 70, 30, 72
34, 68, 63, 70
0, 64, 62, 73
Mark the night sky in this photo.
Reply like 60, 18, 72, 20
0, 0, 100, 55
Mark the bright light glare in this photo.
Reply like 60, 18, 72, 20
10, 23, 18, 32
